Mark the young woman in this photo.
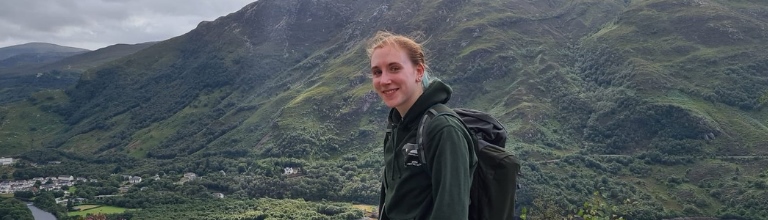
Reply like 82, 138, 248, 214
368, 31, 477, 220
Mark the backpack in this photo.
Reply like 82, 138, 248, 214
418, 104, 521, 220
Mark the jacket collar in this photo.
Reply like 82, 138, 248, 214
388, 80, 452, 129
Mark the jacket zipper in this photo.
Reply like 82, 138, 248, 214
390, 123, 398, 182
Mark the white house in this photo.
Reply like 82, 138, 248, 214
41, 184, 55, 191
283, 167, 299, 175
213, 193, 225, 199
58, 175, 74, 181
55, 198, 69, 204
129, 176, 142, 184
183, 173, 198, 181
0, 157, 13, 166
0, 182, 10, 194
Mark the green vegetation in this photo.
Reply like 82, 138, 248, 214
72, 205, 100, 210
522, 192, 627, 220
0, 197, 33, 220
101, 198, 363, 220
67, 205, 127, 217
0, 90, 67, 155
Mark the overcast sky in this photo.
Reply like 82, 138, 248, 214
0, 0, 254, 50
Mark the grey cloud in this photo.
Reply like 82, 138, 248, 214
0, 0, 253, 50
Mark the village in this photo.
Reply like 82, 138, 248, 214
1, 157, 201, 205
1, 156, 309, 219
0, 175, 98, 194
0, 157, 97, 197
1, 156, 302, 203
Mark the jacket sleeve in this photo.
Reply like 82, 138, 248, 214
378, 182, 386, 219
425, 115, 475, 220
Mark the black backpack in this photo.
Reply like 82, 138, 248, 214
418, 104, 521, 220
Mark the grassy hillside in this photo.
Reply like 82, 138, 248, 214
37, 42, 157, 74
0, 90, 68, 155
0, 43, 156, 104
1, 0, 767, 219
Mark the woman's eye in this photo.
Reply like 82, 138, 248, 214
389, 67, 400, 72
371, 70, 382, 77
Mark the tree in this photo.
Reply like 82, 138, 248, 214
0, 198, 34, 220
525, 198, 565, 220
67, 199, 74, 211
758, 91, 768, 108
14, 191, 34, 199
567, 192, 626, 220
34, 191, 56, 208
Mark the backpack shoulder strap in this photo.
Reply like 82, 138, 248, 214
417, 104, 458, 151
418, 105, 454, 146
417, 104, 463, 176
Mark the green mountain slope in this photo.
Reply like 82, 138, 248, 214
37, 42, 157, 74
0, 51, 85, 69
0, 43, 157, 104
3, 0, 768, 219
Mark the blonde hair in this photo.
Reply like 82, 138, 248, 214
366, 31, 433, 87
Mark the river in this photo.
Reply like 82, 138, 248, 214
26, 203, 57, 220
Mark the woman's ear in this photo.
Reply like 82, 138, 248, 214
416, 64, 425, 79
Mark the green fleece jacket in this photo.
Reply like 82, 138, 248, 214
379, 80, 477, 220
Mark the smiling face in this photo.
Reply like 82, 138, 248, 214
370, 43, 424, 115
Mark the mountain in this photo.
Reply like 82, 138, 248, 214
0, 42, 156, 76
0, 42, 89, 72
0, 51, 86, 69
0, 42, 89, 61
0, 42, 156, 104
2, 0, 767, 219
37, 42, 157, 73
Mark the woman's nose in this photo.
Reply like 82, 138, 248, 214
379, 72, 392, 84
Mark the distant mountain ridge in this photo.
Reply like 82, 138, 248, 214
2, 0, 767, 219
0, 51, 86, 69
0, 42, 89, 60
0, 42, 157, 104
0, 42, 156, 76
0, 42, 90, 73
37, 42, 157, 73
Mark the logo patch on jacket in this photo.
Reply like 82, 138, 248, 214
402, 143, 423, 167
